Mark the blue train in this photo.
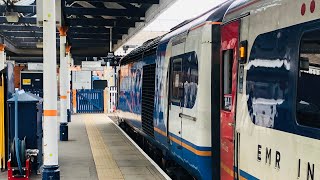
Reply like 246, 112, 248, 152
116, 1, 232, 179
116, 0, 320, 179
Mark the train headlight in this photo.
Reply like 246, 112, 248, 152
239, 40, 248, 64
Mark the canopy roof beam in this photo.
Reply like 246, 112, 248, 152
0, 5, 36, 13
66, 0, 159, 3
64, 7, 145, 17
67, 18, 137, 27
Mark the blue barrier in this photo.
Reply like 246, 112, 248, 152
76, 89, 104, 113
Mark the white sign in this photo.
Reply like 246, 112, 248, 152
28, 63, 43, 71
82, 61, 103, 71
107, 52, 115, 58
72, 71, 92, 89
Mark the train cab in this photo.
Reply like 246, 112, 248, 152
223, 0, 320, 179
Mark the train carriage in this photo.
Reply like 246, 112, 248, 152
223, 0, 320, 179
117, 1, 233, 179
117, 0, 320, 179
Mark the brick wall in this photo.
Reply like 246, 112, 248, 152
14, 65, 25, 88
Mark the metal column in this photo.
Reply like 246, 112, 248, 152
109, 27, 112, 52
42, 0, 60, 179
0, 44, 5, 71
66, 47, 71, 122
110, 28, 116, 86
59, 27, 68, 141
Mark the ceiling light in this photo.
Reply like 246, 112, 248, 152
5, 12, 20, 23
36, 42, 43, 48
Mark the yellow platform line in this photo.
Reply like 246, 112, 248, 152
84, 115, 124, 180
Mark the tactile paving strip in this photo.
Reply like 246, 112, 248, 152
84, 115, 124, 180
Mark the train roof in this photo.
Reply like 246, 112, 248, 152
160, 0, 233, 43
223, 0, 281, 23
120, 35, 165, 65
120, 0, 233, 66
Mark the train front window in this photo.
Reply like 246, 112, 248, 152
297, 29, 320, 128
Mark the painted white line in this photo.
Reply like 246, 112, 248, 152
105, 115, 172, 180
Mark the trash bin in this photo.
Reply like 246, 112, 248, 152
7, 91, 43, 174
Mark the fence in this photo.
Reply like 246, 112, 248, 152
71, 87, 117, 114
108, 86, 117, 113
76, 89, 104, 113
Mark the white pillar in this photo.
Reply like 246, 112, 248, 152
42, 0, 60, 178
66, 48, 71, 122
59, 27, 68, 141
0, 44, 5, 71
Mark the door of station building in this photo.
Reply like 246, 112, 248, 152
220, 20, 240, 180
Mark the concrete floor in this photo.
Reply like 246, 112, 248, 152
0, 114, 98, 180
83, 114, 167, 180
0, 114, 167, 180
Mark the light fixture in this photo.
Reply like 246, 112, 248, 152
239, 40, 248, 64
36, 41, 43, 48
5, 12, 20, 23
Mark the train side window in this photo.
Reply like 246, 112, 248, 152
171, 58, 183, 106
222, 50, 233, 111
297, 29, 320, 128
183, 52, 198, 108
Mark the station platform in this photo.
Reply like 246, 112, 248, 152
0, 114, 168, 180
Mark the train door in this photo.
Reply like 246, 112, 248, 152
220, 20, 239, 180
168, 36, 186, 158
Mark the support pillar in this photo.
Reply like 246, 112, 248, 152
59, 27, 68, 141
42, 0, 60, 179
109, 27, 117, 86
71, 58, 77, 114
0, 44, 5, 71
66, 47, 71, 122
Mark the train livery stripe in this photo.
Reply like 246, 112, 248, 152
239, 169, 259, 180
154, 126, 167, 136
221, 162, 234, 178
155, 126, 258, 179
221, 162, 259, 180
153, 126, 211, 151
190, 21, 222, 31
60, 95, 67, 99
226, 0, 261, 15
43, 110, 58, 116
154, 127, 212, 156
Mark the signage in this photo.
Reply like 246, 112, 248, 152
82, 61, 103, 71
107, 52, 115, 59
28, 63, 43, 71
22, 79, 31, 85
105, 52, 119, 66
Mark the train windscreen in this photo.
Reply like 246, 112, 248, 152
297, 29, 320, 128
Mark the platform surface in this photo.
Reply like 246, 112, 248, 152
0, 114, 167, 180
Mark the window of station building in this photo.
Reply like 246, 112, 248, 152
297, 29, 320, 128
222, 50, 233, 111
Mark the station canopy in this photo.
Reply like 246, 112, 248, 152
0, 0, 172, 62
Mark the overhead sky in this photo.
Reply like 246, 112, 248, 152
144, 0, 228, 31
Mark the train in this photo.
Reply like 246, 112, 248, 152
115, 0, 320, 179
